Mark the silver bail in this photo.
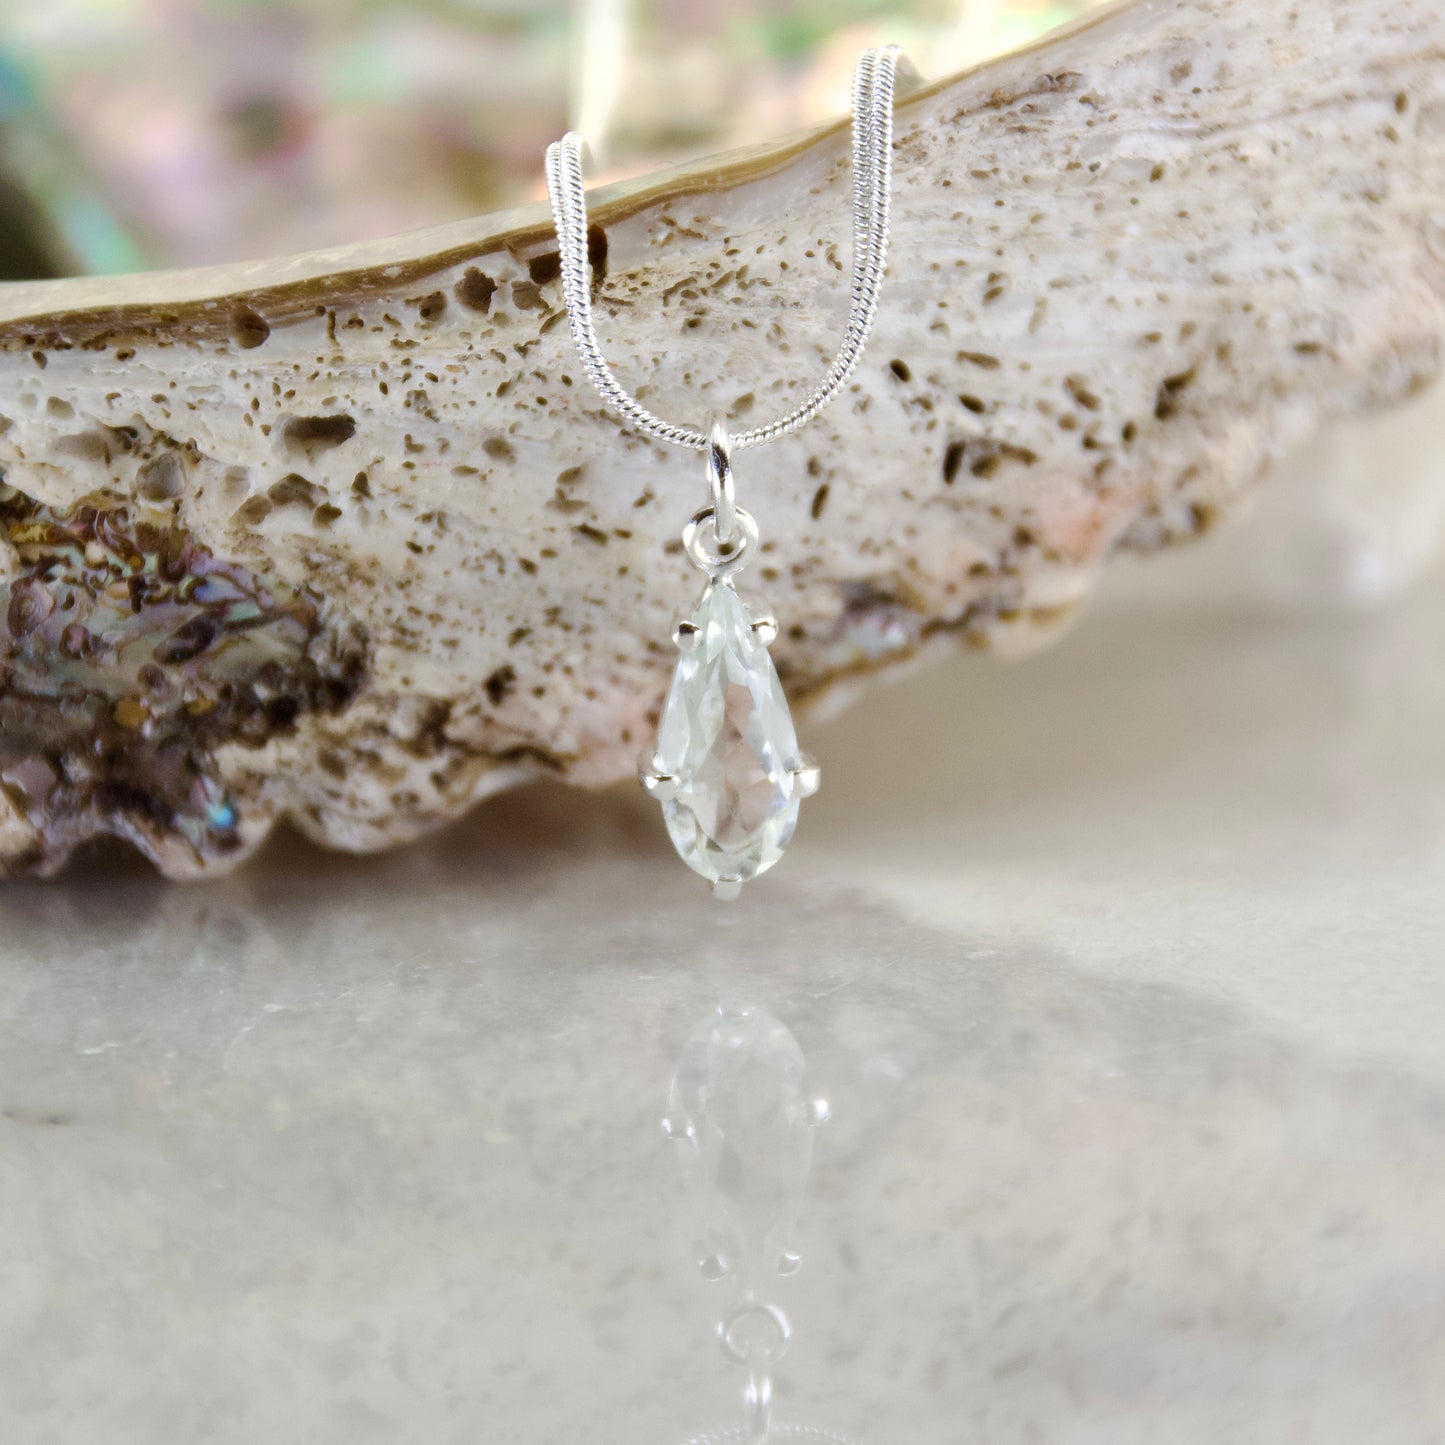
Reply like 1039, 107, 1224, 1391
706, 416, 737, 551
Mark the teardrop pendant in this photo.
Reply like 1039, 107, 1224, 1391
548, 48, 904, 900
639, 424, 818, 899
642, 581, 818, 898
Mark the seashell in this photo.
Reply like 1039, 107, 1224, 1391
0, 0, 1443, 876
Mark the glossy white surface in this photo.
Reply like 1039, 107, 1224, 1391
2, 501, 1444, 1443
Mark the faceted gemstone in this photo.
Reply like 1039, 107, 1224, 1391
664, 1004, 816, 1290
652, 582, 802, 886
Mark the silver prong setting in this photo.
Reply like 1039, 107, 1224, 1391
639, 753, 679, 801
792, 753, 821, 799
673, 618, 701, 651
660, 1115, 697, 1147
749, 613, 778, 645
711, 877, 743, 902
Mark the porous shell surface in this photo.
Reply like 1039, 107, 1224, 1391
1, 0, 1444, 875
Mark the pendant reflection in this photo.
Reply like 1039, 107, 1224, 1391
663, 1003, 864, 1445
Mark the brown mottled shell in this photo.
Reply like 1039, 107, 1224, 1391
2, 0, 1444, 876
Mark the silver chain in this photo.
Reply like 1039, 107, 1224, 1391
545, 45, 902, 454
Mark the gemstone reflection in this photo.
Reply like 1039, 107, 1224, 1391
664, 1004, 816, 1293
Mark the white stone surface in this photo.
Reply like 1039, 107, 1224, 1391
2, 489, 1445, 1443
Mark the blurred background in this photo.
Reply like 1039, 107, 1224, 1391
0, 0, 1110, 281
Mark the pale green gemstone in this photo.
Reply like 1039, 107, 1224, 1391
664, 1004, 814, 1289
654, 583, 802, 885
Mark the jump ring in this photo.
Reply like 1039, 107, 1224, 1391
718, 1302, 792, 1366
682, 505, 758, 579
706, 417, 737, 548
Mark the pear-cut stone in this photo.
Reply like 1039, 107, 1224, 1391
653, 583, 802, 886
664, 1004, 815, 1290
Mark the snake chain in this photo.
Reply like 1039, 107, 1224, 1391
544, 45, 902, 453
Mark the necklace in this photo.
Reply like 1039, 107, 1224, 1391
546, 45, 902, 898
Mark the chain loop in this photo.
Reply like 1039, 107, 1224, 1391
545, 45, 902, 453
718, 1301, 792, 1366
682, 505, 758, 579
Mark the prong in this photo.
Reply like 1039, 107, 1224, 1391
792, 753, 821, 799
710, 877, 743, 902
697, 1253, 729, 1282
660, 1115, 696, 1146
638, 754, 679, 801
673, 618, 700, 652
749, 613, 778, 645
